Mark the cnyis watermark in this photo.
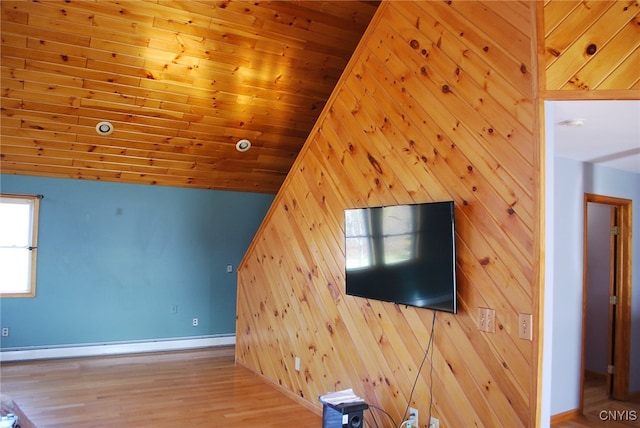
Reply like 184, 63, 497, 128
599, 410, 638, 422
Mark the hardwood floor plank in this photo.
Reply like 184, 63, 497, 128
552, 373, 640, 428
0, 347, 322, 427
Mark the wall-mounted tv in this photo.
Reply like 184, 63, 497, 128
344, 201, 457, 313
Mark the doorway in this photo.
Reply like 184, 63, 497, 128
580, 193, 633, 412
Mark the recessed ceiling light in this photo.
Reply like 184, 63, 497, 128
236, 139, 251, 152
96, 121, 114, 135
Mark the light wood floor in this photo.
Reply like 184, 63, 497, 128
552, 373, 640, 428
5, 349, 638, 428
0, 347, 321, 427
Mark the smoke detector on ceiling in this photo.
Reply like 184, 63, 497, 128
96, 121, 114, 136
236, 139, 251, 152
558, 118, 586, 127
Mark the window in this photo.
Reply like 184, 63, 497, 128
0, 194, 41, 297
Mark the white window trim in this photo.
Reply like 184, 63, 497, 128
0, 193, 41, 298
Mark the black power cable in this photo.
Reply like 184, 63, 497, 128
367, 403, 398, 428
400, 311, 437, 427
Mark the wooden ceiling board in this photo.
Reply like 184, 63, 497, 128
1, 0, 380, 193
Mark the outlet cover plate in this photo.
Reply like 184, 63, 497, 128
409, 407, 418, 427
294, 356, 301, 371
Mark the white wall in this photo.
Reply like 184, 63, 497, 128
550, 156, 586, 415
550, 156, 640, 416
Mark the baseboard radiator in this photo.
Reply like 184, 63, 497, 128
0, 334, 235, 362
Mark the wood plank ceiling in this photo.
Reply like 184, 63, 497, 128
0, 0, 380, 193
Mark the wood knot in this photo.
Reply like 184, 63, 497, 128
508, 207, 515, 215
586, 43, 597, 55
442, 84, 451, 93
479, 257, 490, 266
367, 153, 383, 174
410, 39, 420, 49
520, 64, 527, 74
326, 322, 334, 335
483, 46, 489, 52
420, 66, 427, 75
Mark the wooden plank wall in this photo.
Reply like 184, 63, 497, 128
237, 1, 540, 427
543, 0, 639, 93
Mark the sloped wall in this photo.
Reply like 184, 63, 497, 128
237, 1, 539, 426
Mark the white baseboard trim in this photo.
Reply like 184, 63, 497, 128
0, 335, 235, 362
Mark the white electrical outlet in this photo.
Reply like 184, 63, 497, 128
430, 416, 440, 428
226, 264, 233, 273
409, 407, 418, 427
192, 318, 199, 327
1, 327, 9, 337
294, 356, 301, 371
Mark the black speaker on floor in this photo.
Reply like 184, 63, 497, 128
320, 400, 368, 428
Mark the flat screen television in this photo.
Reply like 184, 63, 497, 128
344, 201, 457, 313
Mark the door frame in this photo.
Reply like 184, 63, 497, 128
580, 193, 633, 411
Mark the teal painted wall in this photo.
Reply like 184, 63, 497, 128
0, 175, 274, 349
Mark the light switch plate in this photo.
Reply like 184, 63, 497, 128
519, 313, 532, 340
478, 307, 496, 333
